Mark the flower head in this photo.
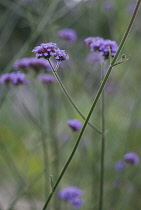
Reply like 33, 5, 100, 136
54, 49, 69, 62
58, 186, 82, 201
32, 42, 69, 62
115, 160, 125, 172
124, 152, 139, 165
58, 186, 84, 209
37, 73, 56, 84
0, 72, 28, 85
70, 198, 85, 209
84, 36, 118, 59
14, 57, 52, 72
32, 42, 57, 59
58, 28, 77, 42
67, 119, 83, 131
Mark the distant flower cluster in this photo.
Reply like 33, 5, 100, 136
58, 28, 77, 42
32, 42, 69, 62
58, 186, 84, 209
115, 152, 139, 172
14, 57, 52, 72
84, 36, 118, 59
37, 73, 56, 84
0, 72, 28, 85
67, 119, 83, 131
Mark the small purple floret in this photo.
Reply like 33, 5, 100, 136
124, 152, 139, 165
0, 72, 28, 85
115, 160, 125, 172
54, 49, 69, 62
84, 36, 118, 59
67, 119, 83, 131
58, 186, 82, 201
58, 28, 77, 42
58, 186, 84, 209
37, 73, 56, 84
70, 198, 85, 209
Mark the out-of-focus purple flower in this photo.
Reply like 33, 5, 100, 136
86, 52, 104, 64
58, 186, 84, 209
14, 57, 52, 72
67, 119, 83, 131
0, 72, 28, 85
84, 36, 118, 59
126, 2, 136, 14
70, 198, 85, 209
102, 1, 115, 11
58, 28, 77, 42
32, 42, 57, 59
54, 49, 69, 62
37, 73, 56, 84
58, 186, 83, 201
124, 152, 139, 165
115, 160, 125, 172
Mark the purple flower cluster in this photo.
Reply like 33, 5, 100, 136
115, 152, 139, 172
67, 119, 83, 131
58, 28, 77, 42
115, 160, 125, 172
14, 57, 52, 72
0, 72, 28, 85
84, 36, 118, 59
32, 42, 69, 62
58, 186, 84, 209
37, 73, 56, 84
124, 152, 139, 165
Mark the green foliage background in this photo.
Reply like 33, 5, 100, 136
0, 0, 141, 209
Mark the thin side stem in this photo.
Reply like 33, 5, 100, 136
99, 63, 105, 210
42, 1, 141, 209
48, 59, 102, 135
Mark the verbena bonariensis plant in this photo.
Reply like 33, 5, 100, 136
1, 1, 140, 209
41, 1, 141, 210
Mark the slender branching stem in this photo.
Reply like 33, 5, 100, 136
42, 1, 141, 209
48, 59, 102, 135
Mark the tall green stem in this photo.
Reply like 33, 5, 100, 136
42, 1, 141, 209
99, 63, 105, 210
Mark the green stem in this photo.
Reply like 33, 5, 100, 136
42, 1, 141, 209
99, 63, 105, 210
48, 59, 102, 135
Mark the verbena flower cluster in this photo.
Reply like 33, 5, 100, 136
84, 36, 118, 59
124, 152, 139, 165
37, 73, 56, 84
0, 72, 28, 85
58, 28, 77, 42
115, 152, 139, 172
58, 186, 84, 209
32, 42, 69, 62
67, 119, 83, 131
14, 57, 52, 72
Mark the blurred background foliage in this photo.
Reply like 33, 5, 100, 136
0, 0, 141, 209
